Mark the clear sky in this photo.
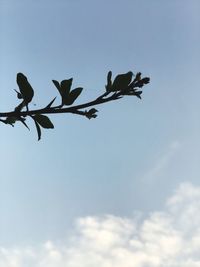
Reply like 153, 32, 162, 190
0, 0, 200, 266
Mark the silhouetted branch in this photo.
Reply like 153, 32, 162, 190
0, 71, 150, 140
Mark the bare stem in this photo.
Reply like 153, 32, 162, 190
0, 90, 122, 118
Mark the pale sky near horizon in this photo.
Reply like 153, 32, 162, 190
0, 1, 200, 266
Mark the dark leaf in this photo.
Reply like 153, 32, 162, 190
53, 79, 73, 105
17, 73, 34, 104
85, 108, 98, 119
4, 116, 29, 129
4, 116, 17, 126
142, 77, 150, 84
105, 71, 112, 91
111, 71, 133, 91
63, 87, 83, 105
33, 119, 42, 141
52, 80, 61, 92
0, 119, 9, 125
134, 81, 144, 88
133, 72, 142, 82
33, 114, 54, 129
45, 97, 57, 108
60, 78, 73, 96
134, 77, 150, 88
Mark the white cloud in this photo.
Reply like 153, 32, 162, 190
1, 182, 200, 267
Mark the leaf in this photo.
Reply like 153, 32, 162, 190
0, 119, 9, 125
142, 77, 150, 84
63, 87, 83, 105
3, 116, 30, 129
52, 80, 61, 92
133, 72, 141, 82
45, 97, 57, 108
17, 73, 34, 104
105, 71, 112, 91
33, 114, 54, 129
111, 71, 133, 91
134, 77, 150, 88
34, 119, 42, 141
60, 78, 73, 96
85, 108, 98, 119
53, 79, 73, 105
5, 116, 17, 126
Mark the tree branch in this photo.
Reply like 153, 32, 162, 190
0, 91, 118, 118
0, 71, 150, 140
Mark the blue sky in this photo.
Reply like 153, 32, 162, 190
0, 1, 200, 265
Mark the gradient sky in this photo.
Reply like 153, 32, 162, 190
0, 0, 200, 258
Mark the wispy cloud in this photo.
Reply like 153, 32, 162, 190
1, 182, 200, 267
142, 140, 181, 182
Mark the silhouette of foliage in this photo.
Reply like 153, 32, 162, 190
0, 71, 150, 140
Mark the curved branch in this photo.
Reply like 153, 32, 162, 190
0, 91, 117, 118
0, 71, 150, 140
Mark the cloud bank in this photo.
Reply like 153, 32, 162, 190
1, 182, 200, 267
